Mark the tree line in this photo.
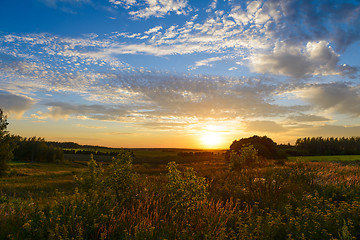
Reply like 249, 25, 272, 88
294, 137, 360, 156
0, 110, 64, 176
228, 135, 360, 163
12, 136, 63, 162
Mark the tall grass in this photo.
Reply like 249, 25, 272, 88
1, 153, 360, 239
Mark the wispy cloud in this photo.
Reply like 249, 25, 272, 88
0, 91, 35, 118
294, 83, 360, 117
76, 124, 107, 129
288, 114, 330, 123
109, 0, 191, 19
40, 0, 93, 13
244, 120, 286, 133
192, 56, 227, 69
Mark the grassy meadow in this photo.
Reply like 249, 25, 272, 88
288, 155, 360, 163
1, 150, 360, 239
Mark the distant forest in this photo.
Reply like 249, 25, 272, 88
13, 136, 360, 163
293, 137, 360, 156
232, 136, 360, 159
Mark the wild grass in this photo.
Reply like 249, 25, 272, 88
1, 152, 360, 239
0, 161, 85, 201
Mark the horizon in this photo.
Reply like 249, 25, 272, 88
1, 0, 360, 149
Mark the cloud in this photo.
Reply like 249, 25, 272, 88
144, 25, 163, 35
193, 56, 227, 69
1, 55, 308, 123
288, 114, 330, 123
250, 41, 355, 78
295, 83, 360, 117
40, 0, 92, 13
244, 120, 285, 133
127, 0, 191, 19
258, 0, 360, 51
0, 92, 35, 118
136, 121, 190, 130
102, 72, 310, 120
38, 102, 130, 120
206, 0, 217, 12
295, 124, 360, 139
76, 124, 107, 129
109, 0, 136, 9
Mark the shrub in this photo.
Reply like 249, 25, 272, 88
229, 144, 259, 170
75, 154, 104, 194
166, 162, 209, 216
104, 150, 138, 203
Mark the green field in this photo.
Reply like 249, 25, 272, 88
2, 152, 360, 239
288, 155, 360, 162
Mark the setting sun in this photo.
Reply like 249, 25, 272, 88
201, 132, 223, 148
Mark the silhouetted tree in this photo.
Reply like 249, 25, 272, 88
13, 137, 63, 162
295, 137, 360, 156
229, 135, 281, 159
0, 109, 16, 176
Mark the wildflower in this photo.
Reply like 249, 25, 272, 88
23, 221, 31, 230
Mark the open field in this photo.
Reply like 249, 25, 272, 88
288, 155, 360, 163
1, 161, 86, 201
2, 152, 360, 239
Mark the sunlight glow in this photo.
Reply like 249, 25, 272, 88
201, 132, 223, 148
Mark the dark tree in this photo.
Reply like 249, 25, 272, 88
295, 137, 360, 156
229, 135, 281, 159
0, 109, 16, 176
12, 136, 63, 162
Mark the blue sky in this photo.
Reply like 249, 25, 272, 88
1, 0, 360, 148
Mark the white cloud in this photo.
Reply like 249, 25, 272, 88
128, 0, 191, 19
109, 0, 136, 9
206, 0, 217, 12
250, 41, 351, 78
144, 25, 163, 34
193, 56, 227, 69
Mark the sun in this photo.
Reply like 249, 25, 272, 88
201, 132, 223, 148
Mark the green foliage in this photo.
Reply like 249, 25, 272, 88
166, 162, 209, 216
75, 154, 104, 193
0, 109, 16, 176
105, 150, 138, 202
230, 135, 280, 159
229, 144, 259, 170
339, 220, 354, 240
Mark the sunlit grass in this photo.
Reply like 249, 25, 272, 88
2, 152, 360, 239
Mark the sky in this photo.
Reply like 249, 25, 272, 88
0, 0, 360, 149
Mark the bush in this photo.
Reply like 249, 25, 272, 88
104, 150, 138, 203
166, 162, 208, 216
229, 144, 259, 170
